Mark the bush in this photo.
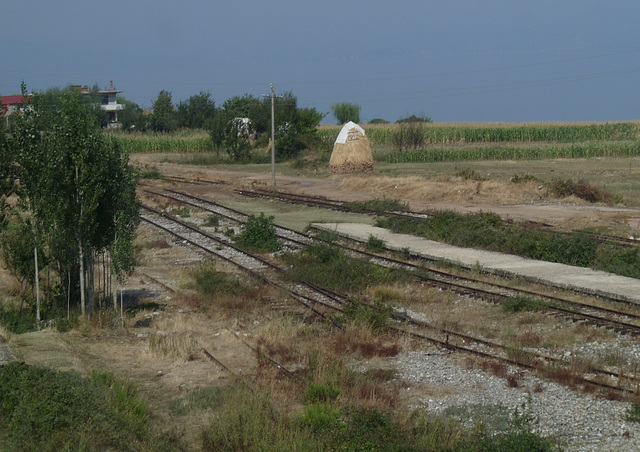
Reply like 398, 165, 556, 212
283, 242, 407, 293
548, 178, 616, 203
234, 213, 281, 252
365, 234, 386, 252
0, 363, 161, 451
301, 383, 340, 405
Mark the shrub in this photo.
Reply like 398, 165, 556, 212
283, 242, 408, 293
191, 262, 246, 297
234, 213, 281, 252
365, 234, 385, 252
301, 383, 340, 405
0, 363, 160, 451
548, 178, 617, 204
502, 296, 551, 313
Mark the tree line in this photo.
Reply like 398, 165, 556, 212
0, 85, 139, 326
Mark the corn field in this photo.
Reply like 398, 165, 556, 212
106, 129, 214, 153
384, 141, 640, 163
318, 121, 640, 145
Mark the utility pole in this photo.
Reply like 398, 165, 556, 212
270, 83, 276, 186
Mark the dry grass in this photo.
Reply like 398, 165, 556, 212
337, 174, 547, 206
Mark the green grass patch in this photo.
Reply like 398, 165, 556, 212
344, 197, 409, 213
502, 296, 552, 313
191, 261, 249, 297
0, 362, 176, 451
197, 381, 556, 451
169, 387, 225, 416
283, 242, 409, 293
0, 304, 37, 334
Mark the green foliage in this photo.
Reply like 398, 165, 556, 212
209, 91, 325, 161
116, 96, 147, 131
510, 173, 540, 184
197, 381, 555, 451
0, 218, 38, 289
502, 296, 551, 313
344, 299, 393, 332
0, 362, 162, 451
627, 401, 640, 423
331, 102, 361, 124
455, 168, 485, 181
369, 118, 389, 124
169, 206, 190, 218
284, 242, 407, 293
191, 262, 247, 297
397, 114, 432, 123
300, 383, 341, 405
377, 210, 640, 279
365, 234, 386, 252
176, 91, 216, 129
140, 167, 163, 179
150, 90, 177, 132
344, 197, 409, 213
392, 121, 425, 152
0, 304, 37, 334
234, 213, 281, 252
548, 178, 617, 203
299, 403, 343, 431
6, 86, 140, 313
385, 140, 640, 163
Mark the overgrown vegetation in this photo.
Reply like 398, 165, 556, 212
344, 197, 409, 213
283, 241, 409, 293
234, 213, 281, 252
376, 211, 640, 279
197, 381, 555, 451
548, 178, 622, 204
0, 362, 178, 451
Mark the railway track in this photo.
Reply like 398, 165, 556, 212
139, 199, 640, 396
143, 187, 640, 336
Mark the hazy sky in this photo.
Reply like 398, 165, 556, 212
2, 1, 638, 123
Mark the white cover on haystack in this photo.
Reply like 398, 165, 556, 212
329, 121, 374, 173
334, 121, 366, 144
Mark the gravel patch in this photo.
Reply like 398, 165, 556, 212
394, 349, 640, 451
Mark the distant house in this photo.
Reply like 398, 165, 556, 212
1, 94, 32, 127
1, 94, 32, 120
78, 81, 125, 128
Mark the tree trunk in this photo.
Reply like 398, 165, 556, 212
79, 241, 85, 317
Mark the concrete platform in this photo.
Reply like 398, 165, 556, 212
311, 222, 640, 305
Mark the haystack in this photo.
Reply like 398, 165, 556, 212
329, 121, 374, 173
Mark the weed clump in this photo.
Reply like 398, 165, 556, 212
234, 213, 281, 252
0, 363, 172, 451
548, 178, 619, 204
376, 211, 640, 279
283, 242, 407, 293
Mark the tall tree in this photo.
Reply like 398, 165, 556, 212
150, 90, 177, 132
176, 91, 216, 129
331, 102, 361, 124
8, 88, 139, 318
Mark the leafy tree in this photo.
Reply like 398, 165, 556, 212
331, 102, 360, 124
176, 91, 216, 129
150, 90, 177, 132
208, 91, 325, 161
7, 88, 139, 317
396, 114, 432, 123
115, 96, 146, 131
